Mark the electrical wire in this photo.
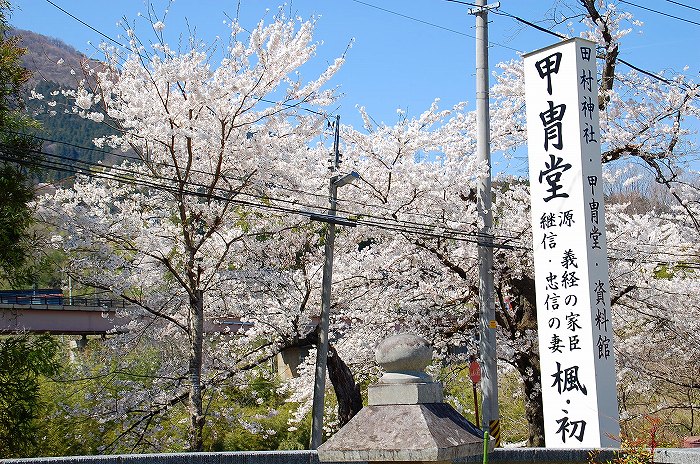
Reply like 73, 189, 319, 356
443, 0, 481, 8
492, 6, 700, 97
4, 129, 331, 202
5, 129, 528, 241
348, 0, 520, 52
39, 0, 335, 122
665, 0, 700, 14
616, 58, 676, 86
1, 144, 335, 215
492, 9, 567, 41
43, 0, 126, 48
15, 125, 516, 238
618, 0, 700, 27
349, 0, 473, 37
1, 131, 395, 231
0, 147, 332, 221
1, 144, 525, 249
28, 1, 700, 248
7, 143, 696, 258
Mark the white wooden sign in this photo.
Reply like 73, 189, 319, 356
524, 38, 620, 448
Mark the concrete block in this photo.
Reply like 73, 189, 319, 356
655, 448, 700, 464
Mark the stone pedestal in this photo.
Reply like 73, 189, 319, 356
318, 333, 493, 462
368, 381, 443, 405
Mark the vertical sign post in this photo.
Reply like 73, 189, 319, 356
469, 356, 482, 426
524, 38, 620, 448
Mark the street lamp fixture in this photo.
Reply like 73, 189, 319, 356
333, 171, 359, 188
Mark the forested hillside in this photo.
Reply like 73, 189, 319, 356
16, 28, 84, 88
14, 28, 116, 182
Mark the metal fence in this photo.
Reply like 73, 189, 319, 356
0, 289, 126, 308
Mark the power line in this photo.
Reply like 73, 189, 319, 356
443, 0, 481, 8
348, 0, 520, 52
17, 146, 333, 216
14, 130, 142, 163
7, 129, 331, 201
492, 9, 567, 41
0, 137, 327, 213
1, 147, 329, 222
616, 58, 675, 86
38, 0, 335, 121
9, 143, 696, 257
2, 144, 523, 248
495, 7, 700, 97
665, 0, 700, 14
352, 215, 525, 249
8, 129, 527, 242
350, 0, 472, 37
619, 0, 700, 27
12, 130, 459, 236
43, 0, 126, 48
262, 98, 331, 119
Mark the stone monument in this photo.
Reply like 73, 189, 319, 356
318, 333, 492, 463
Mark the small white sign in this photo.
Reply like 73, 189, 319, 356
524, 38, 620, 448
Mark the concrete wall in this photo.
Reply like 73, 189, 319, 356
1, 448, 698, 464
656, 448, 700, 464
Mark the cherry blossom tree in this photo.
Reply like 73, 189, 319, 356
314, 0, 700, 445
490, 0, 700, 440
38, 11, 343, 451
316, 103, 546, 443
36, 0, 700, 450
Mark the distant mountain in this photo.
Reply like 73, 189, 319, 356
13, 28, 118, 182
15, 28, 91, 89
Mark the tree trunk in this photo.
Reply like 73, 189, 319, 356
327, 343, 363, 426
507, 275, 545, 446
188, 289, 205, 451
514, 351, 545, 446
579, 0, 619, 110
303, 331, 362, 427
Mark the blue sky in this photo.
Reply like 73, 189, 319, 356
9, 0, 700, 173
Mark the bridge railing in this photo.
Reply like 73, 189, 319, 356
0, 291, 127, 308
60, 296, 128, 308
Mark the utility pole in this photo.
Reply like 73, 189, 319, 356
310, 115, 358, 449
469, 0, 501, 447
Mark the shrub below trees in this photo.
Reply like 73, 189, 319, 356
0, 334, 60, 458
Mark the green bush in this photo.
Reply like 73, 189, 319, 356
0, 334, 60, 458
